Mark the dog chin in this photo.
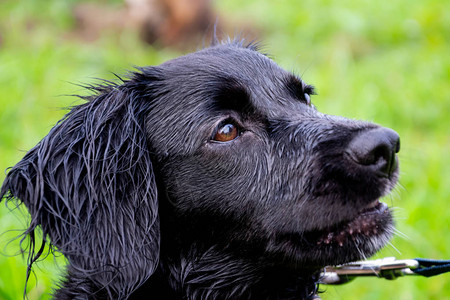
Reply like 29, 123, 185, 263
269, 200, 394, 267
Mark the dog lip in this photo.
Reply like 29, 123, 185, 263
313, 200, 390, 247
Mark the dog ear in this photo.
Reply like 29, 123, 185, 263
1, 73, 161, 297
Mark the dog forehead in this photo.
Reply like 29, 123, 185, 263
161, 44, 285, 84
156, 44, 307, 117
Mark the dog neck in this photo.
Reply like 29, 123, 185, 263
133, 245, 320, 299
136, 196, 322, 299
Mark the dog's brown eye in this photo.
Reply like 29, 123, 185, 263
213, 123, 239, 142
304, 93, 311, 106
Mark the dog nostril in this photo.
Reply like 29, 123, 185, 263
347, 127, 400, 177
395, 138, 401, 153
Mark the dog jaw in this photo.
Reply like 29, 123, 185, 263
265, 199, 394, 268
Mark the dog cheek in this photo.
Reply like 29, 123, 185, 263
250, 158, 315, 234
161, 150, 263, 216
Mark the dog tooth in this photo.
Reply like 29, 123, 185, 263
361, 200, 379, 212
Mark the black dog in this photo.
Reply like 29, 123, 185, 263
1, 39, 400, 299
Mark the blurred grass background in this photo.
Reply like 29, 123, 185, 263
0, 0, 448, 299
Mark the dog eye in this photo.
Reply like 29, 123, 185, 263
213, 122, 239, 142
304, 93, 311, 106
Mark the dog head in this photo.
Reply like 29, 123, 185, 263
144, 40, 399, 265
1, 39, 399, 297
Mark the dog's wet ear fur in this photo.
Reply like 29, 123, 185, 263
1, 71, 161, 298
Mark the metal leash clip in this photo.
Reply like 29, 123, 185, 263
320, 257, 420, 285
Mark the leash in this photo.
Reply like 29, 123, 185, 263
320, 257, 450, 284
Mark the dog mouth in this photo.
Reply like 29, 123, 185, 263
313, 199, 389, 247
275, 198, 392, 255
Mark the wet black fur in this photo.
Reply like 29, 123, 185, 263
1, 38, 398, 299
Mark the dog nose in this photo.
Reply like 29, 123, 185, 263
346, 127, 400, 177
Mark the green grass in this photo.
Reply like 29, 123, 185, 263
0, 0, 449, 299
